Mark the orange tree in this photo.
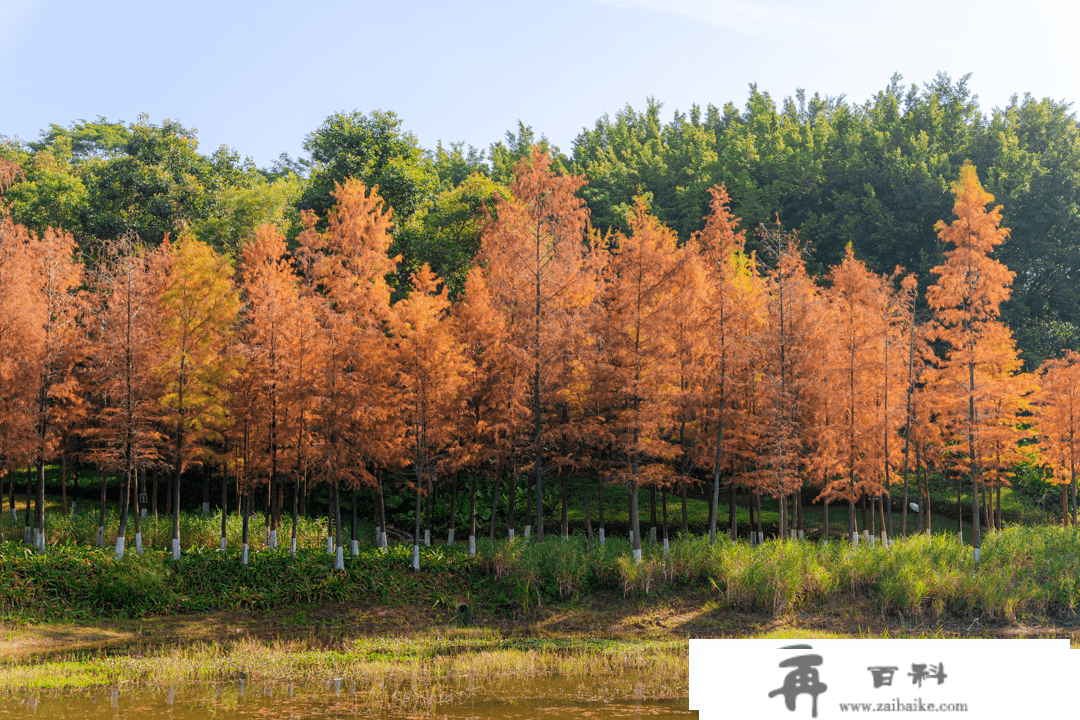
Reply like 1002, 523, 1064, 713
1035, 350, 1080, 525
924, 163, 1021, 561
155, 233, 241, 559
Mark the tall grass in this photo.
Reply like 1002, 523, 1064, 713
3, 522, 1078, 624
0, 506, 335, 551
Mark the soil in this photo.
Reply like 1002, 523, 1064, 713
3, 589, 1077, 662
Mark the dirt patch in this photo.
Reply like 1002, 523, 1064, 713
3, 590, 1078, 661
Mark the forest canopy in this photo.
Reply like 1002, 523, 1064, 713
2, 71, 1079, 370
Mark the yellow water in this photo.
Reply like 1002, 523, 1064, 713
0, 678, 693, 719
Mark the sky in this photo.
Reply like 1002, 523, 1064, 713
1, 0, 1077, 169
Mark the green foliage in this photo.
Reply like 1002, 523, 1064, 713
194, 174, 304, 255
300, 109, 438, 224
393, 174, 509, 299
3, 526, 1080, 622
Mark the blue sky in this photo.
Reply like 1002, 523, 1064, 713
2, 0, 1076, 169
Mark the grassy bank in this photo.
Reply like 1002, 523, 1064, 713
4, 526, 1080, 624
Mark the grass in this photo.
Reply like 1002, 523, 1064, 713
7, 522, 1080, 627
0, 629, 689, 717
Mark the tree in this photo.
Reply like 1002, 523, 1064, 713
479, 145, 596, 539
688, 184, 764, 544
1034, 351, 1080, 525
598, 199, 686, 561
453, 266, 526, 553
155, 233, 241, 559
818, 246, 893, 544
25, 225, 86, 553
390, 265, 468, 570
924, 163, 1020, 562
88, 233, 163, 558
298, 179, 401, 568
393, 173, 509, 300
0, 179, 42, 529
239, 224, 306, 550
300, 109, 437, 224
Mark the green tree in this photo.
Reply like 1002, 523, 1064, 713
300, 109, 437, 224
393, 173, 509, 299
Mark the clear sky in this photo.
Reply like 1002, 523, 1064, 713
2, 0, 1076, 169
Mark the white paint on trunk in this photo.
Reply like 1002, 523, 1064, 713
798, 530, 804, 541
973, 547, 981, 564
881, 530, 887, 546
424, 529, 430, 547
380, 531, 387, 549
468, 535, 476, 555
412, 544, 420, 571
327, 536, 334, 554
242, 543, 248, 565
290, 537, 297, 555
135, 532, 142, 554
220, 536, 227, 552
350, 539, 358, 557
38, 532, 45, 554
269, 530, 277, 550
96, 526, 104, 547
25, 526, 32, 545
650, 527, 656, 544
172, 537, 181, 560
663, 538, 669, 553
202, 502, 210, 515
632, 548, 642, 562
599, 528, 605, 544
335, 546, 344, 570
447, 529, 454, 546
758, 532, 764, 545
141, 507, 146, 518
375, 526, 381, 543
508, 528, 514, 539
524, 525, 531, 538
851, 532, 859, 547
115, 536, 126, 558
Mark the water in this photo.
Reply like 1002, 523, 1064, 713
0, 678, 693, 719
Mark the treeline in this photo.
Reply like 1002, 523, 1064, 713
3, 74, 1080, 368
1, 142, 1079, 569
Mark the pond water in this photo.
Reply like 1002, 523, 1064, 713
0, 678, 693, 719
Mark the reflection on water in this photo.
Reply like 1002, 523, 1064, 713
0, 677, 693, 719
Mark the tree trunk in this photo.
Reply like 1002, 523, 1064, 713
729, 483, 737, 543
241, 491, 250, 566
488, 467, 503, 540
681, 480, 688, 537
97, 472, 107, 548
61, 451, 68, 516
24, 466, 32, 546
598, 481, 606, 544
220, 465, 228, 552
649, 484, 657, 544
661, 488, 668, 551
581, 474, 593, 541
523, 470, 531, 538
351, 487, 359, 557
412, 475, 423, 571
561, 468, 569, 539
468, 472, 478, 555
448, 472, 459, 546
956, 474, 963, 542
508, 471, 517, 539
334, 480, 344, 569
748, 490, 756, 545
